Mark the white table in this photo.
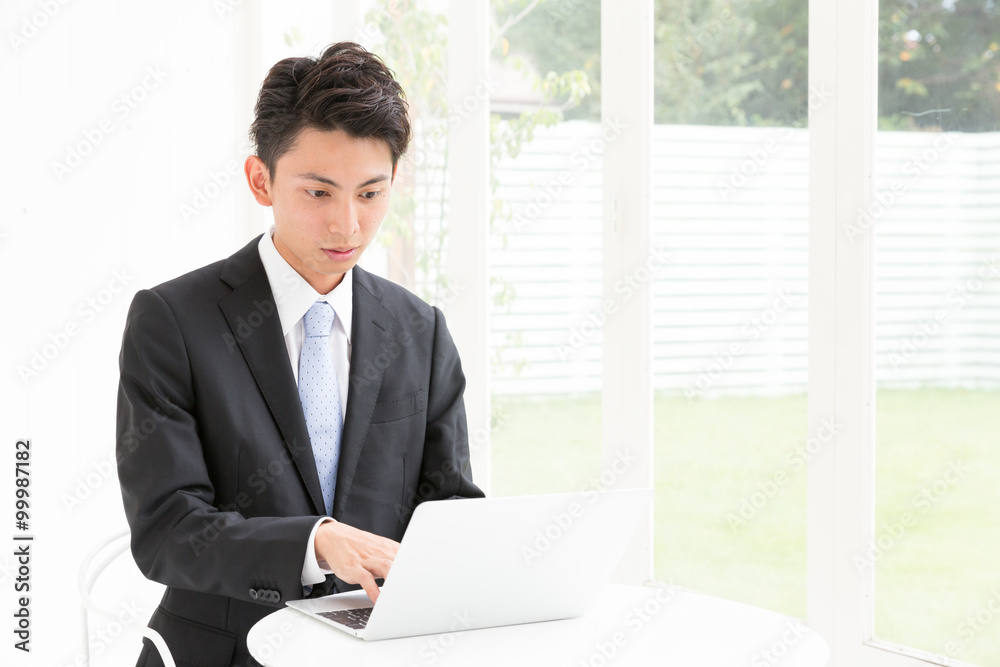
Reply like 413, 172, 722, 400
248, 583, 829, 666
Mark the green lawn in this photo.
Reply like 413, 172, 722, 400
490, 389, 1000, 666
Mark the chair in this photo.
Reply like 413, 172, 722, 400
78, 530, 175, 667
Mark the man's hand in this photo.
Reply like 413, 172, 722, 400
314, 521, 400, 603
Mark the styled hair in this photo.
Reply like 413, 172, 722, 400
249, 42, 411, 178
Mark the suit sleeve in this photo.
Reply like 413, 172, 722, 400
116, 289, 318, 605
416, 306, 486, 503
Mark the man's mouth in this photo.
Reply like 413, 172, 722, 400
322, 247, 357, 261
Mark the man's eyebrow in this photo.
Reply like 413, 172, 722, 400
296, 172, 390, 188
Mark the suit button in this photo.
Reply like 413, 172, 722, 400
249, 589, 259, 601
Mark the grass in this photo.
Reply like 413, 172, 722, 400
490, 389, 1000, 666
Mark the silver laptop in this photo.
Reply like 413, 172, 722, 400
286, 488, 652, 640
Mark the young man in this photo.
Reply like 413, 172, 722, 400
116, 42, 483, 667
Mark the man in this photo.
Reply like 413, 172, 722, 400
116, 42, 483, 667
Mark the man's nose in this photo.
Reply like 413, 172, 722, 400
328, 198, 361, 236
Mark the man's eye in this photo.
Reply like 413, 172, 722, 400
361, 191, 381, 200
306, 190, 328, 198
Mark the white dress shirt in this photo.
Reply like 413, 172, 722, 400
257, 228, 351, 588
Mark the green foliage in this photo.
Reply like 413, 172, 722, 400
489, 0, 593, 378
362, 3, 450, 301
879, 0, 1000, 131
502, 0, 809, 126
362, 0, 591, 380
495, 0, 601, 120
503, 0, 999, 131
656, 0, 808, 126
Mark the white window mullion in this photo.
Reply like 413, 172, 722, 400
445, 0, 492, 494
808, 0, 877, 659
600, 0, 654, 585
808, 0, 938, 664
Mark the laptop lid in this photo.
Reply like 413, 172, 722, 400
290, 488, 652, 641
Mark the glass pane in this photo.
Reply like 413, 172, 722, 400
488, 0, 603, 495
652, 0, 809, 617
874, 2, 1000, 665
355, 2, 452, 300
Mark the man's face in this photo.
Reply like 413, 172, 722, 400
245, 126, 395, 294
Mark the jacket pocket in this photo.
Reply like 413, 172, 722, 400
145, 606, 237, 667
371, 390, 426, 424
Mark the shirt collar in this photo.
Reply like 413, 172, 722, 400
257, 227, 353, 341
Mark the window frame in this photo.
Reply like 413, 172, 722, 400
407, 1, 978, 664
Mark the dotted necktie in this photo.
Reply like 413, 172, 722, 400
298, 301, 343, 516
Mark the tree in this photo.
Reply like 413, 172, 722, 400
503, 0, 1000, 131
503, 0, 809, 126
361, 0, 590, 372
879, 0, 1000, 132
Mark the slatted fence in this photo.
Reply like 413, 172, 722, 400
479, 122, 1000, 396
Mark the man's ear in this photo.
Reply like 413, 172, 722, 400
244, 155, 273, 206
391, 162, 398, 183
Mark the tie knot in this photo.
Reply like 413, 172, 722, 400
303, 301, 335, 337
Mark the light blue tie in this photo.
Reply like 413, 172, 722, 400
298, 301, 343, 516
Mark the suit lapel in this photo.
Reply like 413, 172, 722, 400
217, 237, 327, 516
332, 267, 396, 519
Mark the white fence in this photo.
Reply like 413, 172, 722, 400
486, 122, 1000, 397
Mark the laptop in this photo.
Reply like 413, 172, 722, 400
285, 488, 652, 640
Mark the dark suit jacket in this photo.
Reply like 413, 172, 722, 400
116, 235, 483, 667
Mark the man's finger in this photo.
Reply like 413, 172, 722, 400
355, 568, 380, 604
364, 557, 393, 580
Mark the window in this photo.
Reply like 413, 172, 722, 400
488, 0, 605, 497
651, 0, 809, 618
874, 2, 1000, 664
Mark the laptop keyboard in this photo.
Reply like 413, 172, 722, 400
317, 607, 372, 630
